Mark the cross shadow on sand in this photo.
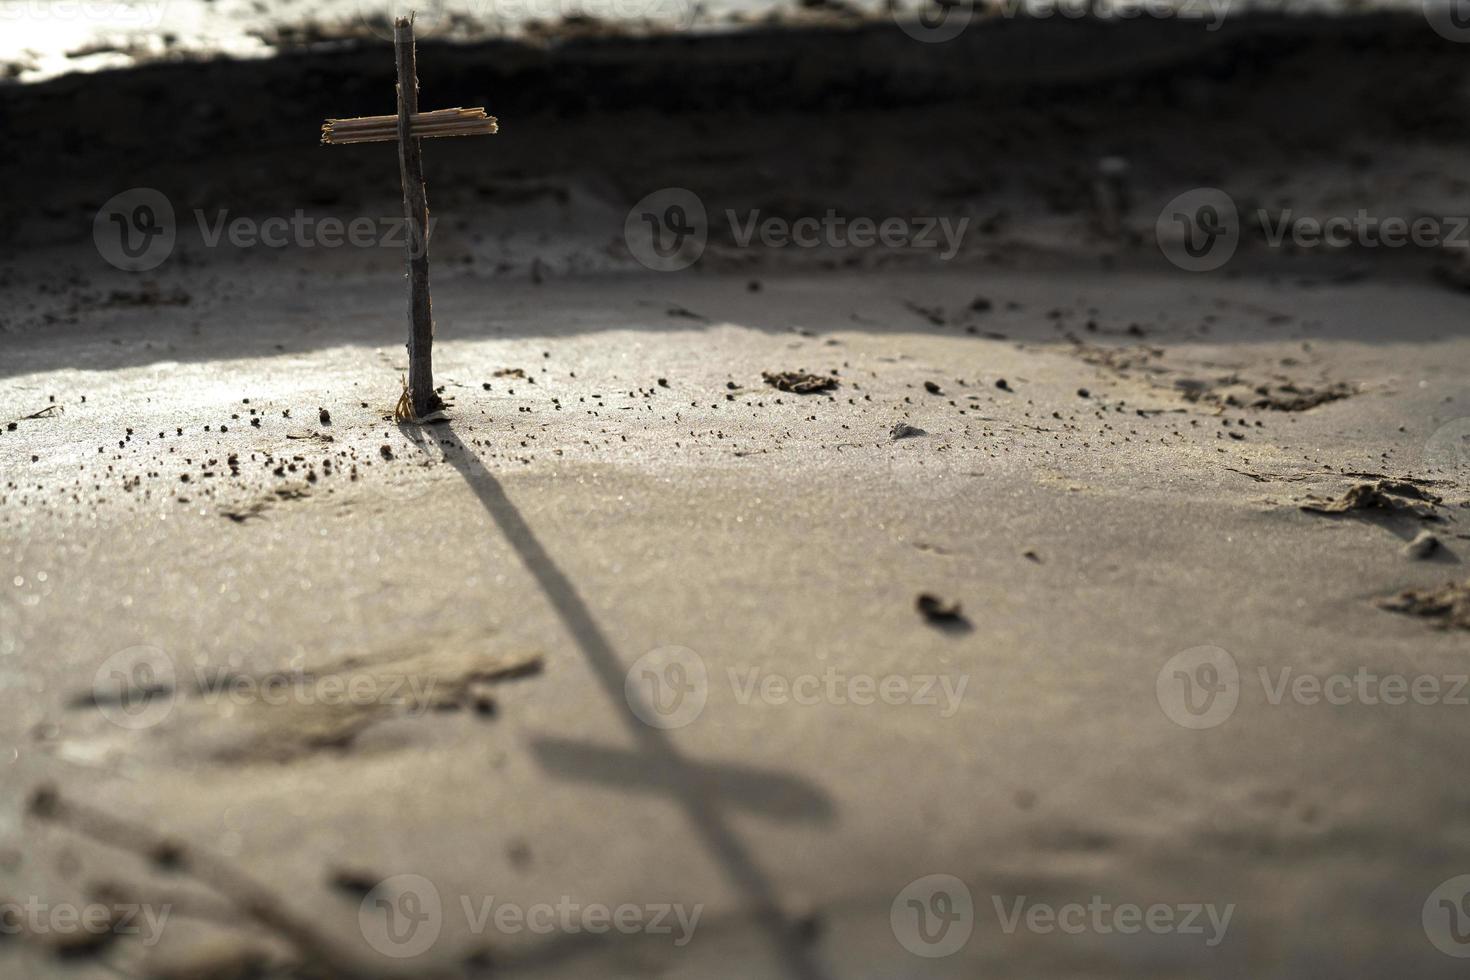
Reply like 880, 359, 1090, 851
402, 419, 836, 980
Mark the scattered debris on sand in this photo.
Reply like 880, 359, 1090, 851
494, 367, 526, 378
916, 593, 968, 628
890, 422, 926, 440
1378, 579, 1470, 630
1403, 530, 1442, 560
1246, 381, 1354, 412
762, 370, 838, 394
1176, 376, 1354, 412
218, 486, 313, 523
1069, 340, 1354, 412
923, 381, 942, 395
1300, 481, 1443, 520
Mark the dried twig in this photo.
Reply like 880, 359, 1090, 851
26, 785, 372, 979
9, 404, 62, 424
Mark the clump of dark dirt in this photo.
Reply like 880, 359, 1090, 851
916, 593, 969, 629
1377, 579, 1470, 630
327, 867, 379, 897
762, 370, 838, 394
1300, 481, 1443, 520
1246, 381, 1354, 412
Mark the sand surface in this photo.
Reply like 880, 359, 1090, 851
3, 15, 1470, 978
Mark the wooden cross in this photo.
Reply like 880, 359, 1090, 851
320, 13, 498, 421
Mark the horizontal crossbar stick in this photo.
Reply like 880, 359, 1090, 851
323, 119, 498, 144
321, 107, 497, 144
327, 106, 486, 131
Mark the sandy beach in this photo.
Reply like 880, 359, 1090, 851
4, 13, 1470, 978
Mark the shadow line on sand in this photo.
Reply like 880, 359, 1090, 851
413, 420, 834, 980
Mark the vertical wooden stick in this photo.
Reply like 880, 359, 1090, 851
395, 15, 437, 418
